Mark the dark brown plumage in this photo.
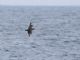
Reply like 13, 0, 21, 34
25, 22, 34, 37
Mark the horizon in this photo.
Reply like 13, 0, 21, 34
0, 0, 80, 6
0, 4, 80, 6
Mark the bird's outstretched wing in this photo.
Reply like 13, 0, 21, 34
28, 22, 32, 29
25, 22, 34, 37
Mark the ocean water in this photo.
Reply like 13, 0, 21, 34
0, 6, 80, 60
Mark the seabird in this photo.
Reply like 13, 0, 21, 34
25, 22, 34, 37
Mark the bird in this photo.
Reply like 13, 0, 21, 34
25, 22, 34, 37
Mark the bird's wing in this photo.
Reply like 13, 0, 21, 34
28, 22, 31, 29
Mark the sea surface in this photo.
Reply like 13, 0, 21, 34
0, 6, 80, 60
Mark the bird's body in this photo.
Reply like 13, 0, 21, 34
25, 22, 34, 37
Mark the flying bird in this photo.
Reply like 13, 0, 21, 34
25, 22, 34, 37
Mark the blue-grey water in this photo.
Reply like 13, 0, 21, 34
0, 6, 80, 60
